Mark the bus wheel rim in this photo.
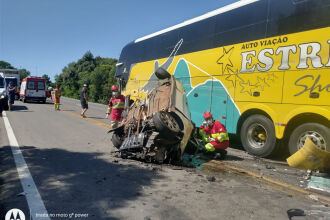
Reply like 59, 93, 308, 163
247, 123, 267, 150
297, 131, 326, 151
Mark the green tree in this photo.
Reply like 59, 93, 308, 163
19, 69, 30, 79
41, 74, 52, 86
55, 51, 118, 104
0, 60, 14, 69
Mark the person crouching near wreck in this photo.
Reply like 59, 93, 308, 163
199, 110, 229, 159
108, 85, 125, 129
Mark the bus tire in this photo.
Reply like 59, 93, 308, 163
240, 114, 277, 157
288, 123, 330, 155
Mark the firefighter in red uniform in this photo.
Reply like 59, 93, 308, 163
199, 110, 229, 159
108, 85, 125, 129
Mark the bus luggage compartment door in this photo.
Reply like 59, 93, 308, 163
210, 79, 228, 127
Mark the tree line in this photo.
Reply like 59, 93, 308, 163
0, 51, 118, 105
55, 51, 118, 104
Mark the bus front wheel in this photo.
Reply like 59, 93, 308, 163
240, 114, 277, 157
288, 123, 330, 155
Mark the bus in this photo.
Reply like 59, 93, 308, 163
115, 0, 330, 157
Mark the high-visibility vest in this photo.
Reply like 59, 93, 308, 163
109, 95, 125, 110
54, 89, 61, 103
199, 120, 229, 143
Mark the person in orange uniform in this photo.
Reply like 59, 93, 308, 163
108, 85, 125, 129
54, 84, 62, 110
199, 110, 229, 159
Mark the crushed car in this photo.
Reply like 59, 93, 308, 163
109, 68, 194, 164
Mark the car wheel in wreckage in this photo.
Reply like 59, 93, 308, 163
111, 126, 125, 149
153, 111, 181, 138
112, 133, 124, 149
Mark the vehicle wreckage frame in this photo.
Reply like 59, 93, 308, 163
108, 68, 196, 164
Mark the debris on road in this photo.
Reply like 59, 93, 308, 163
207, 176, 216, 182
303, 169, 312, 180
182, 154, 209, 170
265, 164, 275, 169
308, 194, 319, 201
307, 175, 330, 194
287, 209, 306, 220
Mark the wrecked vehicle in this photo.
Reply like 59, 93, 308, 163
109, 68, 194, 163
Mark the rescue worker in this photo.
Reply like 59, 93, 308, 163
54, 84, 62, 110
105, 96, 111, 119
108, 85, 125, 129
199, 110, 229, 159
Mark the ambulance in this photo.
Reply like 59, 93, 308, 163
20, 77, 47, 103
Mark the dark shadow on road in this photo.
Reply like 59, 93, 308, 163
11, 105, 29, 111
0, 146, 31, 220
229, 134, 289, 162
13, 146, 166, 219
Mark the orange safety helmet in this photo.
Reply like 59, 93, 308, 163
111, 85, 118, 91
203, 110, 213, 119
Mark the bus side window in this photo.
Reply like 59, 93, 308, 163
178, 17, 215, 54
214, 0, 268, 47
266, 0, 330, 37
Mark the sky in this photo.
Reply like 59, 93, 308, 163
0, 0, 237, 80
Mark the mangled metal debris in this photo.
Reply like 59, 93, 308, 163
109, 68, 194, 164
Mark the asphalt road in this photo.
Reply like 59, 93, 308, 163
0, 98, 329, 220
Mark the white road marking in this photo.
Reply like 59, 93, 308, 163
3, 111, 50, 220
